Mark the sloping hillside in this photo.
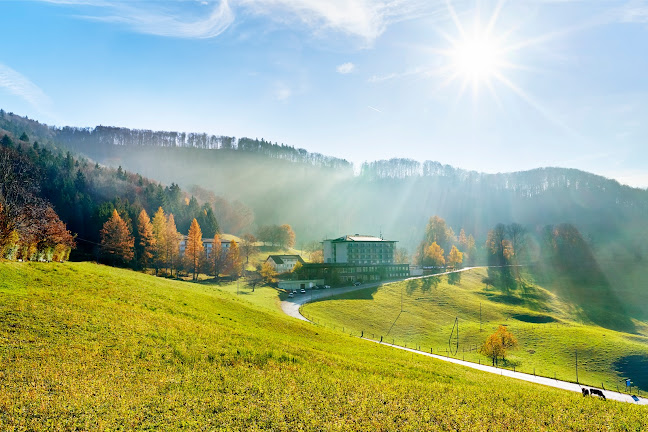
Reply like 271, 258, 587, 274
0, 262, 645, 430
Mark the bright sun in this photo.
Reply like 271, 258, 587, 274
435, 1, 519, 100
450, 35, 504, 86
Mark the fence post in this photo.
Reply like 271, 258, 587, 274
380, 335, 383, 342
361, 330, 363, 338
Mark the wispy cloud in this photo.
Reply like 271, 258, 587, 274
367, 105, 382, 113
336, 62, 356, 74
368, 66, 431, 83
36, 0, 445, 43
0, 63, 52, 111
273, 82, 292, 101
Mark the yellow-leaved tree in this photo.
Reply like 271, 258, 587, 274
260, 261, 278, 284
100, 209, 134, 266
151, 207, 167, 275
136, 209, 155, 270
480, 325, 518, 366
424, 242, 445, 267
165, 213, 181, 277
447, 245, 463, 269
225, 240, 243, 279
184, 218, 204, 281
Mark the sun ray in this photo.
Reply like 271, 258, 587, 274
492, 71, 584, 140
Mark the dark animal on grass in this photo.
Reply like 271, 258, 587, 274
581, 388, 589, 396
588, 388, 606, 400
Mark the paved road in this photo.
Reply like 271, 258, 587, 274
279, 268, 648, 406
280, 266, 485, 321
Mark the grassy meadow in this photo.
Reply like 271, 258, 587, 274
0, 262, 646, 430
302, 268, 648, 394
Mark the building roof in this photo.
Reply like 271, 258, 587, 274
327, 235, 396, 243
267, 255, 305, 265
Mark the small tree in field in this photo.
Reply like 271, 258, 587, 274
100, 209, 134, 266
184, 218, 204, 281
480, 325, 518, 366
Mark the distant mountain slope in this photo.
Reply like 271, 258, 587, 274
2, 109, 647, 252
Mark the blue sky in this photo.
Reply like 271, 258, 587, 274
1, 0, 648, 187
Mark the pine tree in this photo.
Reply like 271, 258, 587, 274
151, 207, 167, 275
100, 209, 134, 266
184, 218, 204, 281
136, 209, 155, 269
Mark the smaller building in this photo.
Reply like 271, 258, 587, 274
266, 255, 305, 274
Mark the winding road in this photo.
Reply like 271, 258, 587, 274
279, 268, 648, 405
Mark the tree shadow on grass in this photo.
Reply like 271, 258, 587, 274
613, 355, 648, 391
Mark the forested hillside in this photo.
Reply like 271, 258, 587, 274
3, 110, 648, 271
0, 115, 251, 260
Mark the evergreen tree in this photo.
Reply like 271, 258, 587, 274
100, 209, 134, 266
184, 218, 204, 281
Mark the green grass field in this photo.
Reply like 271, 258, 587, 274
302, 268, 648, 394
1, 262, 646, 430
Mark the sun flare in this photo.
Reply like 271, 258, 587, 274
450, 35, 504, 86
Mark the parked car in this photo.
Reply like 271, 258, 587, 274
353, 282, 361, 286
292, 289, 298, 294
324, 285, 331, 289
288, 292, 294, 298
300, 288, 306, 294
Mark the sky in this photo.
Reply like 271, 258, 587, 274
1, 0, 648, 188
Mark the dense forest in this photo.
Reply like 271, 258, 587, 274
0, 115, 254, 260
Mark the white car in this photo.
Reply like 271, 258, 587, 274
300, 288, 306, 294
324, 285, 331, 289
288, 292, 294, 298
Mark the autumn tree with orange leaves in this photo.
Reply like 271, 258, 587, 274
136, 209, 155, 269
480, 325, 518, 366
100, 209, 134, 265
184, 218, 204, 281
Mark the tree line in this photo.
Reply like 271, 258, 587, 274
49, 122, 352, 171
415, 215, 477, 269
99, 208, 244, 281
